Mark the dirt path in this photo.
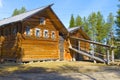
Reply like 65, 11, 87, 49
0, 61, 120, 80
0, 71, 120, 80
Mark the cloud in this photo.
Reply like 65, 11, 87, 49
0, 0, 3, 8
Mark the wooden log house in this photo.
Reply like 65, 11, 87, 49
0, 4, 70, 62
68, 27, 90, 61
0, 4, 91, 62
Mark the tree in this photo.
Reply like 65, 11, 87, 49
83, 16, 92, 37
106, 13, 114, 45
12, 9, 19, 16
115, 0, 120, 59
96, 12, 106, 42
115, 2, 120, 41
20, 6, 26, 14
88, 12, 97, 41
75, 15, 83, 26
69, 14, 75, 28
95, 12, 114, 55
12, 6, 26, 16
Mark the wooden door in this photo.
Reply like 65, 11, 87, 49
59, 36, 64, 61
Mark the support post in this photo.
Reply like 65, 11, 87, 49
78, 41, 80, 50
0, 43, 1, 58
111, 49, 114, 63
72, 52, 76, 61
111, 32, 114, 63
91, 44, 96, 63
107, 49, 110, 64
68, 39, 72, 48
0, 42, 2, 63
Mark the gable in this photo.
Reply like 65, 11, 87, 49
0, 4, 68, 37
68, 27, 90, 40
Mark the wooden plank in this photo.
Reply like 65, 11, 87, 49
69, 47, 106, 63
70, 37, 111, 48
107, 49, 110, 64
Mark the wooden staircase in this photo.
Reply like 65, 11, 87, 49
69, 37, 114, 64
69, 47, 106, 63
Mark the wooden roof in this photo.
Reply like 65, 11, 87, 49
68, 26, 90, 40
0, 5, 52, 27
0, 4, 68, 35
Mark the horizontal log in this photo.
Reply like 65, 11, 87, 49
70, 37, 111, 48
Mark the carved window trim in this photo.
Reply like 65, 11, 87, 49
51, 31, 55, 39
35, 28, 41, 38
43, 30, 49, 38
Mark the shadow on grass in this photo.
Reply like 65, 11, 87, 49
0, 63, 99, 80
0, 62, 120, 80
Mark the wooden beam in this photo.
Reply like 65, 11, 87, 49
111, 49, 114, 63
78, 41, 80, 50
70, 37, 111, 48
69, 47, 106, 63
107, 49, 110, 64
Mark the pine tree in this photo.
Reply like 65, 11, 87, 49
12, 6, 26, 16
88, 12, 97, 41
83, 17, 92, 37
69, 14, 75, 28
106, 13, 114, 44
116, 3, 120, 40
12, 9, 19, 16
20, 6, 26, 14
96, 12, 105, 42
115, 0, 120, 59
75, 15, 83, 26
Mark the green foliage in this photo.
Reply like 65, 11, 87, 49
105, 13, 114, 45
69, 12, 114, 43
115, 2, 120, 40
115, 0, 120, 59
96, 12, 106, 42
12, 6, 26, 16
75, 15, 83, 26
83, 17, 92, 37
114, 42, 120, 59
69, 14, 75, 28
88, 12, 97, 41
19, 6, 26, 14
12, 9, 19, 16
69, 12, 114, 55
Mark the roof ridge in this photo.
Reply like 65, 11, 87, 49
0, 4, 53, 22
0, 4, 53, 26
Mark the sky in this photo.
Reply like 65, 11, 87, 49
0, 0, 119, 28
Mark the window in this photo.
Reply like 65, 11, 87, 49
51, 31, 55, 39
40, 17, 45, 25
26, 26, 30, 36
13, 28, 17, 35
35, 28, 41, 37
43, 30, 49, 38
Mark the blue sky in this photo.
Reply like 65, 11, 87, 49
0, 0, 118, 28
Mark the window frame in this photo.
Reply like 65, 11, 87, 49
51, 31, 55, 39
26, 26, 31, 36
43, 30, 49, 38
35, 28, 41, 38
40, 17, 45, 25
